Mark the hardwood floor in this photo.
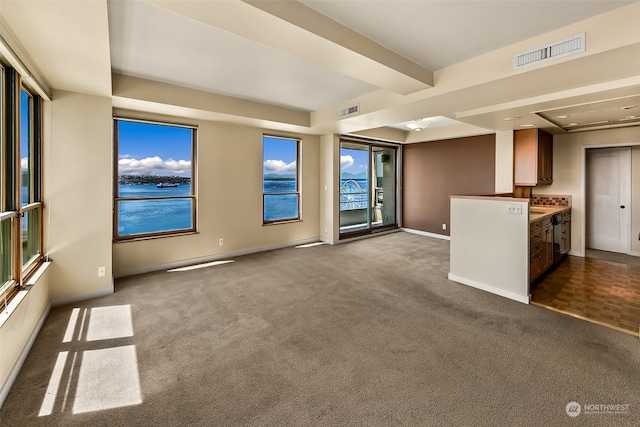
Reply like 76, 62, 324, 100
530, 255, 640, 337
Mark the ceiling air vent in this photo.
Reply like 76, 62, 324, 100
339, 104, 360, 117
513, 33, 585, 70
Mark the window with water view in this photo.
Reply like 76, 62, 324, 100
0, 64, 44, 308
114, 119, 196, 240
263, 136, 300, 223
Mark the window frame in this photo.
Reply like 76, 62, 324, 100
0, 63, 44, 309
19, 86, 43, 277
262, 135, 301, 225
113, 117, 197, 241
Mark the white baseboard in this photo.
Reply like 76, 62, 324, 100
114, 237, 322, 278
447, 273, 530, 304
628, 250, 640, 257
51, 284, 114, 307
401, 228, 451, 241
0, 303, 51, 409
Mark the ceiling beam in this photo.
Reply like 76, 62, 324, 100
145, 0, 432, 95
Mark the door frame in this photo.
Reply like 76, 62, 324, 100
581, 142, 639, 257
338, 137, 401, 239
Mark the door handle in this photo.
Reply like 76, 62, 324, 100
620, 205, 626, 209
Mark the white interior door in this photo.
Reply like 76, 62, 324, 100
586, 147, 631, 253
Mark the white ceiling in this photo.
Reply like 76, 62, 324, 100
108, 0, 377, 111
302, 0, 634, 71
107, 0, 634, 113
1, 0, 639, 139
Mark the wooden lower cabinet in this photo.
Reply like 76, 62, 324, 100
530, 216, 553, 283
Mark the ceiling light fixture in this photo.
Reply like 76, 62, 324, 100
556, 115, 569, 119
503, 116, 521, 121
567, 123, 578, 126
621, 105, 638, 110
406, 118, 429, 131
520, 124, 535, 128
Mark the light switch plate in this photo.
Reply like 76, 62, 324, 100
507, 204, 522, 215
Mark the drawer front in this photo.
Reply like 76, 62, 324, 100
530, 221, 542, 233
530, 230, 543, 243
531, 241, 543, 255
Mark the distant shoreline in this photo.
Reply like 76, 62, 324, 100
119, 175, 191, 185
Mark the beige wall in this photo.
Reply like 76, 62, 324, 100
535, 127, 640, 256
319, 134, 339, 243
46, 91, 114, 301
495, 130, 514, 193
112, 116, 321, 276
0, 266, 50, 406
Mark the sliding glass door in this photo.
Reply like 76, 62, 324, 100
339, 140, 397, 236
372, 146, 396, 227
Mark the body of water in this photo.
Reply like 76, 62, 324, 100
263, 179, 298, 221
117, 183, 193, 236
117, 178, 370, 236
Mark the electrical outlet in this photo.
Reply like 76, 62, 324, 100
324, 226, 328, 233
98, 266, 106, 277
442, 223, 447, 230
219, 238, 224, 246
507, 204, 522, 215
324, 185, 328, 192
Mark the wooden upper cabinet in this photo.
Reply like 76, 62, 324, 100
514, 129, 553, 186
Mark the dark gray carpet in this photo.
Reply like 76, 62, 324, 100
2, 232, 639, 426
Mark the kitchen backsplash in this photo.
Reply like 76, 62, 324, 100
531, 194, 571, 207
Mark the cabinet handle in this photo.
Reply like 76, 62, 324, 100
620, 205, 626, 209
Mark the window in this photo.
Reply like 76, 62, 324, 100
262, 136, 300, 223
0, 64, 44, 308
114, 118, 196, 240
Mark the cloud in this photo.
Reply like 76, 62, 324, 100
340, 155, 354, 170
118, 156, 191, 176
21, 157, 28, 171
264, 159, 296, 173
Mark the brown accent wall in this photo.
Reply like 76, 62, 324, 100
403, 134, 496, 236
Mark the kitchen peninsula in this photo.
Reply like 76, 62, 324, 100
448, 194, 571, 303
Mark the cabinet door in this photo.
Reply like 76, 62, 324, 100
514, 129, 538, 186
538, 131, 553, 184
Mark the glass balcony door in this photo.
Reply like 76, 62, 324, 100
372, 146, 396, 228
340, 141, 397, 237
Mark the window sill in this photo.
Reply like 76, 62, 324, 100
114, 230, 198, 243
263, 219, 302, 226
0, 261, 51, 328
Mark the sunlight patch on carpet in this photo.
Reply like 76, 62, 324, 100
38, 351, 69, 416
168, 259, 234, 272
295, 242, 326, 248
72, 345, 142, 414
87, 305, 133, 341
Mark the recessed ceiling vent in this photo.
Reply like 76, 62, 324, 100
339, 104, 360, 117
513, 33, 585, 70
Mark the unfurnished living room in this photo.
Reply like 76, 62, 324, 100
0, 1, 639, 426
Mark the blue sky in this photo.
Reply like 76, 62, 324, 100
263, 136, 297, 175
340, 147, 368, 177
117, 120, 193, 176
20, 90, 30, 172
